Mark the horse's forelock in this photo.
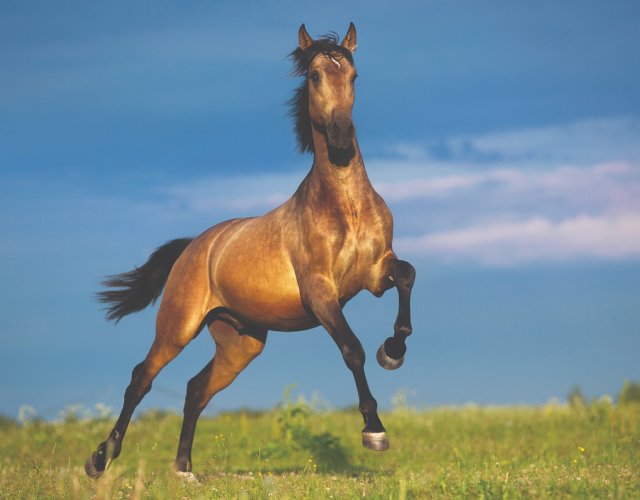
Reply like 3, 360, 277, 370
289, 35, 354, 76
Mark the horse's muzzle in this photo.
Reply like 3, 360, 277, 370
327, 114, 355, 150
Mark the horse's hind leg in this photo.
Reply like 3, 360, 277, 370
175, 320, 267, 473
85, 311, 203, 479
377, 259, 416, 370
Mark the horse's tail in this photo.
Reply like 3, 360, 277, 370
97, 238, 194, 322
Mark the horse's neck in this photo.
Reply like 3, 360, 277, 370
305, 133, 374, 206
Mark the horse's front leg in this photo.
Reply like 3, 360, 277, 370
377, 259, 416, 370
300, 274, 389, 451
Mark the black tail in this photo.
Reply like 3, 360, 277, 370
97, 238, 194, 322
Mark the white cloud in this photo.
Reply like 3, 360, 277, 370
395, 213, 640, 265
465, 117, 640, 165
378, 158, 640, 265
374, 162, 640, 212
389, 117, 640, 166
366, 117, 640, 265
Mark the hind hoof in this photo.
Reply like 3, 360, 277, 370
176, 471, 199, 483
85, 452, 104, 479
377, 343, 404, 370
362, 431, 389, 451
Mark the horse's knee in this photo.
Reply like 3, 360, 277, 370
368, 258, 415, 296
393, 260, 416, 288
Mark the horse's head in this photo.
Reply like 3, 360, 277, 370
290, 23, 358, 159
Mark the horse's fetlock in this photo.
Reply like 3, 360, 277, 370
394, 323, 413, 337
174, 457, 192, 473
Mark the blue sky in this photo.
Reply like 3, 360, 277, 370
1, 1, 639, 419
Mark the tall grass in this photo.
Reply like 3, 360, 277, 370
1, 396, 638, 498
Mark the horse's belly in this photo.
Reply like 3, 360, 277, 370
221, 278, 312, 331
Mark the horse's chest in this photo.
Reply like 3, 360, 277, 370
333, 207, 389, 286
340, 223, 381, 263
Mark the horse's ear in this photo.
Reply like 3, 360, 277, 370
341, 22, 357, 52
298, 24, 314, 50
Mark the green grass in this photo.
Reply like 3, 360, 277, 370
1, 398, 638, 498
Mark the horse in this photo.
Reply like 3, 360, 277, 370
85, 22, 416, 478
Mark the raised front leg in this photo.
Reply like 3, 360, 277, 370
377, 259, 416, 370
300, 274, 389, 451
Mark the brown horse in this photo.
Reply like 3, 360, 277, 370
85, 22, 415, 478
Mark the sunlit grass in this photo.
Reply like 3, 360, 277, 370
1, 397, 638, 498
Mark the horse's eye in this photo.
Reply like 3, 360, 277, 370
352, 73, 358, 83
310, 72, 320, 84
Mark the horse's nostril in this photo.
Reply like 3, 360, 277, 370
328, 116, 354, 147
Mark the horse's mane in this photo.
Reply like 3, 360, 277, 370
288, 34, 355, 153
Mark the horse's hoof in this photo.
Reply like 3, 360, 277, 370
362, 431, 389, 451
84, 452, 104, 479
376, 342, 404, 370
176, 471, 199, 483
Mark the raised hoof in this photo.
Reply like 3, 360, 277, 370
84, 452, 104, 479
376, 343, 404, 370
362, 431, 390, 451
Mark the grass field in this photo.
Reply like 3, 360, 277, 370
1, 395, 638, 498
